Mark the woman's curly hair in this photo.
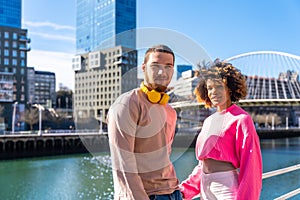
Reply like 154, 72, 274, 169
194, 61, 247, 108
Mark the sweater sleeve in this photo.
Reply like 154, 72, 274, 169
235, 115, 262, 200
107, 96, 149, 199
179, 161, 203, 200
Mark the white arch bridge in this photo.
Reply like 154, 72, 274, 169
170, 99, 300, 109
170, 50, 300, 108
226, 51, 300, 99
169, 51, 300, 132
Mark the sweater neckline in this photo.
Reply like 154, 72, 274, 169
218, 103, 236, 114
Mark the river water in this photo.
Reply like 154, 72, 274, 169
0, 137, 299, 200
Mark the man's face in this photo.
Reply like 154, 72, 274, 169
142, 52, 174, 92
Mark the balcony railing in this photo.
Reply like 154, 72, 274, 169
19, 36, 31, 43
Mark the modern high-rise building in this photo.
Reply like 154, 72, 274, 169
73, 0, 137, 127
72, 46, 137, 124
27, 67, 56, 108
0, 0, 21, 28
76, 0, 136, 53
177, 64, 193, 80
34, 71, 56, 108
0, 0, 30, 131
27, 67, 35, 104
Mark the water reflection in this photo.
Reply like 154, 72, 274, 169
78, 155, 113, 200
261, 137, 300, 149
0, 137, 299, 200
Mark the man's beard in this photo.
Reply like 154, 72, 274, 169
153, 84, 167, 92
144, 72, 168, 91
144, 82, 167, 92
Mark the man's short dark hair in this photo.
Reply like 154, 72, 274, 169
143, 44, 175, 64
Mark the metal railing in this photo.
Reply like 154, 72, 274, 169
262, 164, 300, 179
0, 129, 108, 137
263, 164, 300, 200
192, 164, 300, 199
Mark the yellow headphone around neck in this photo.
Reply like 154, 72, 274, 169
140, 82, 169, 105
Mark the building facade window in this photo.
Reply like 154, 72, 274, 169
20, 59, 25, 66
12, 50, 17, 57
20, 51, 25, 58
12, 41, 17, 48
12, 59, 17, 66
4, 49, 9, 56
4, 32, 9, 39
4, 58, 9, 65
13, 32, 18, 40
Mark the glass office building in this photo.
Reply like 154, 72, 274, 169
76, 0, 136, 53
0, 0, 30, 131
0, 0, 21, 28
74, 0, 137, 124
177, 65, 193, 80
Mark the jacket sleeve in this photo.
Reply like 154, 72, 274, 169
235, 115, 262, 200
179, 161, 202, 200
107, 97, 149, 199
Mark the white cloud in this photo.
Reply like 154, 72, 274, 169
27, 49, 75, 91
22, 20, 75, 31
23, 20, 76, 91
29, 31, 75, 42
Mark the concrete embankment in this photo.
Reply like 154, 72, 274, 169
1, 128, 299, 160
0, 133, 109, 160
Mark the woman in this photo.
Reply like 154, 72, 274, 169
180, 61, 262, 200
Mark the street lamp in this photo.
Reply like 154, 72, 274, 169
38, 105, 45, 136
99, 110, 103, 134
33, 104, 45, 136
11, 102, 18, 134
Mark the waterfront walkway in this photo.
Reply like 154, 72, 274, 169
1, 126, 300, 160
0, 130, 108, 159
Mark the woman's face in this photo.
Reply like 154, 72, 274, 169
206, 79, 232, 111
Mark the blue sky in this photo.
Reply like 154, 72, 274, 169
22, 0, 300, 90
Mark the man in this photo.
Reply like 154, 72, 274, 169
107, 44, 182, 199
